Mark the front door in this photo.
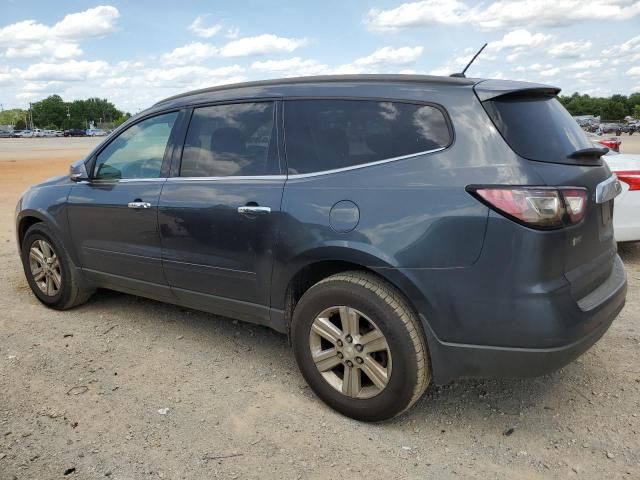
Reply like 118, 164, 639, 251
158, 101, 284, 324
67, 111, 180, 299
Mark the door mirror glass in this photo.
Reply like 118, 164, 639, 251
69, 159, 90, 182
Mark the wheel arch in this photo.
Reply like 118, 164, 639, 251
273, 245, 433, 339
17, 214, 44, 248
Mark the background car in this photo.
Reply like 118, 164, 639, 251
588, 132, 621, 152
602, 148, 640, 242
16, 130, 34, 138
0, 130, 12, 138
63, 128, 87, 137
86, 128, 107, 136
599, 123, 624, 135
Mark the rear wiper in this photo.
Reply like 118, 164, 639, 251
567, 147, 609, 159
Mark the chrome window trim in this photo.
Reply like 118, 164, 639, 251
84, 178, 168, 185
286, 146, 446, 179
165, 147, 445, 181
167, 175, 287, 182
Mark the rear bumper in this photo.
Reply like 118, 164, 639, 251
420, 256, 626, 384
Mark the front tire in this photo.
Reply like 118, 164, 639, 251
21, 223, 93, 310
292, 271, 430, 421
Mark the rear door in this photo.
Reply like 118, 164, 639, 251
67, 111, 182, 299
477, 82, 618, 298
158, 100, 284, 324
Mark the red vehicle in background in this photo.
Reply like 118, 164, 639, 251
588, 132, 621, 152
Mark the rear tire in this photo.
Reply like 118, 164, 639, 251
21, 223, 93, 310
292, 271, 430, 421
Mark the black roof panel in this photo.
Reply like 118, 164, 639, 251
153, 74, 479, 107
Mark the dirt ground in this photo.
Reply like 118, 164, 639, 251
0, 136, 639, 480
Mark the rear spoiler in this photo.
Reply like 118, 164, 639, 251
474, 79, 561, 102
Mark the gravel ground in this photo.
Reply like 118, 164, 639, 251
0, 137, 639, 479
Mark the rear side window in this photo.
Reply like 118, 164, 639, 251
180, 102, 277, 177
482, 95, 592, 163
284, 99, 451, 174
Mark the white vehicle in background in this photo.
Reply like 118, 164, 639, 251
17, 130, 34, 138
43, 130, 57, 137
86, 128, 107, 136
602, 148, 640, 242
32, 128, 44, 137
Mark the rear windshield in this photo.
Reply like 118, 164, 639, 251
482, 95, 593, 163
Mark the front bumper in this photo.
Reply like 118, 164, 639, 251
420, 256, 627, 384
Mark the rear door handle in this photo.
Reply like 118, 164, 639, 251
237, 206, 271, 215
128, 201, 152, 209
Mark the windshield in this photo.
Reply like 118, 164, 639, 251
483, 94, 593, 164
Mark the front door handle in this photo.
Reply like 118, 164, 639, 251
128, 201, 152, 209
237, 206, 271, 215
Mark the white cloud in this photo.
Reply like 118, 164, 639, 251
365, 0, 469, 31
220, 34, 307, 57
522, 63, 554, 72
475, 0, 640, 29
163, 42, 219, 65
20, 60, 110, 81
549, 41, 592, 58
602, 34, 640, 58
627, 66, 640, 77
0, 20, 50, 46
225, 28, 240, 39
566, 59, 602, 70
163, 34, 307, 65
188, 15, 222, 38
0, 6, 119, 61
22, 80, 64, 92
364, 0, 640, 31
5, 40, 82, 59
487, 29, 551, 52
354, 46, 423, 66
50, 6, 119, 39
251, 57, 328, 76
539, 67, 560, 77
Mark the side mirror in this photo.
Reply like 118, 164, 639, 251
70, 159, 90, 182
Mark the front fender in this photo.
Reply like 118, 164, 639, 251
16, 183, 74, 262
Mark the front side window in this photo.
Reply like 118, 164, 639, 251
284, 99, 451, 175
94, 112, 178, 180
180, 102, 277, 177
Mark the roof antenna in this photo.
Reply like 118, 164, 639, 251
450, 43, 488, 78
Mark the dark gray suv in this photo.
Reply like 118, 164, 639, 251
16, 75, 627, 421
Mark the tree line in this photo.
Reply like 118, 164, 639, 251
0, 95, 131, 130
2, 91, 639, 131
558, 92, 640, 121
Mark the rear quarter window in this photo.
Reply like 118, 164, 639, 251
284, 99, 451, 175
482, 94, 593, 164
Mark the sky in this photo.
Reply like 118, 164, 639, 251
1, 0, 639, 113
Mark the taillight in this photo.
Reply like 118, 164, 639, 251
598, 139, 620, 152
615, 171, 640, 191
468, 186, 588, 229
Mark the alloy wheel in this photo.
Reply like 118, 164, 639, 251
309, 306, 392, 399
29, 239, 62, 297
